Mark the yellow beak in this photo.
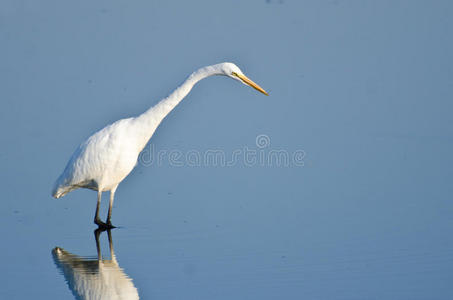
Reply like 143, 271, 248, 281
236, 73, 268, 96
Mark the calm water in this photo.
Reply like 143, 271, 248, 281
1, 1, 453, 299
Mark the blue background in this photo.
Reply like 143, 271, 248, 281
0, 1, 452, 299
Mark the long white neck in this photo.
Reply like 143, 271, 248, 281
133, 65, 222, 150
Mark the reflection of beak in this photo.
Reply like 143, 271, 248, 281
236, 73, 269, 96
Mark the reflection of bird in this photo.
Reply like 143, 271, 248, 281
52, 62, 268, 228
52, 229, 139, 300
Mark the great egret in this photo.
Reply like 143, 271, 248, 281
52, 62, 268, 228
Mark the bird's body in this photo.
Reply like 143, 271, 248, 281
52, 62, 267, 228
53, 117, 136, 197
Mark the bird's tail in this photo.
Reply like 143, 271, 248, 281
52, 185, 66, 199
52, 176, 72, 198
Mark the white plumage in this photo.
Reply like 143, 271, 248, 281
52, 62, 268, 227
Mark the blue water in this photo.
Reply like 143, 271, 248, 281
1, 1, 453, 299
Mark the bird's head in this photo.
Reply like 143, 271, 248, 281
219, 62, 268, 96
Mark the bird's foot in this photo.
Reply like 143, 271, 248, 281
106, 221, 116, 229
94, 218, 116, 229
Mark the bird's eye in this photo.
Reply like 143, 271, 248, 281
231, 72, 238, 77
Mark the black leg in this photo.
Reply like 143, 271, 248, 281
94, 189, 116, 229
94, 191, 105, 226
106, 186, 117, 228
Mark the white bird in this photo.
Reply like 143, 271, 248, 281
52, 229, 139, 299
52, 62, 268, 228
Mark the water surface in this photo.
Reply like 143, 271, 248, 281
0, 1, 452, 299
